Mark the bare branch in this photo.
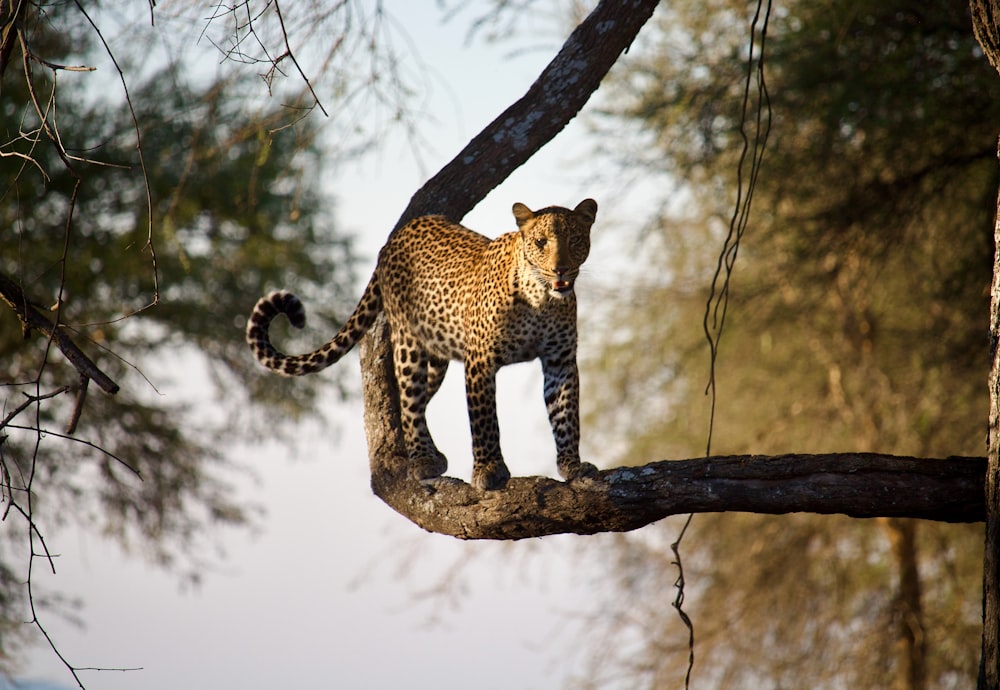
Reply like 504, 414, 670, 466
0, 271, 119, 395
398, 0, 659, 223
70, 0, 159, 314
3, 424, 141, 477
27, 55, 95, 72
271, 0, 328, 116
0, 387, 70, 430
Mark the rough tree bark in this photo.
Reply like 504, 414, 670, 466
970, 3, 1000, 688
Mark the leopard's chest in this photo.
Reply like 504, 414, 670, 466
487, 296, 575, 365
378, 223, 575, 365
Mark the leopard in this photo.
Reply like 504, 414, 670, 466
246, 199, 599, 491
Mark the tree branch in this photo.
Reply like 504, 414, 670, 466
359, 306, 984, 539
355, 0, 989, 541
376, 454, 984, 540
398, 0, 659, 224
0, 270, 119, 395
359, 0, 660, 535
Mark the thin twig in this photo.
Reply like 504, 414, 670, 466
27, 54, 95, 72
272, 0, 328, 116
4, 423, 142, 478
71, 0, 159, 314
0, 387, 71, 430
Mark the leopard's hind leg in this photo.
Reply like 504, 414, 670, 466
392, 332, 448, 480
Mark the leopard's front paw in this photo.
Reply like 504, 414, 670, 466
410, 451, 448, 481
558, 458, 599, 482
472, 460, 511, 491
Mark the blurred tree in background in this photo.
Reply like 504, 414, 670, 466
582, 1, 996, 688
5, 0, 998, 685
0, 5, 357, 665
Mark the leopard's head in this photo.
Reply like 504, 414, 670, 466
513, 198, 597, 299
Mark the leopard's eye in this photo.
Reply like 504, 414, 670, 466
534, 237, 547, 249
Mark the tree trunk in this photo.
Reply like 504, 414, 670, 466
979, 134, 1000, 690
969, 3, 1000, 687
980, 133, 1000, 690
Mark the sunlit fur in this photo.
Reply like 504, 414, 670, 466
246, 199, 599, 490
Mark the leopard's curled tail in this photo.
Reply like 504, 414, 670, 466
246, 274, 382, 376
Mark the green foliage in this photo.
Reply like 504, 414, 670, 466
0, 17, 357, 665
583, 1, 994, 687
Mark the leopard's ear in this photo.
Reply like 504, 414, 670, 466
512, 202, 534, 227
574, 199, 598, 224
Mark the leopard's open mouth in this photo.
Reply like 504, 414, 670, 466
552, 279, 574, 293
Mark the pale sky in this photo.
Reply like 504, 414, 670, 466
20, 2, 666, 688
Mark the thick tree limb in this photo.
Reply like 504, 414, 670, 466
375, 454, 984, 539
0, 270, 119, 395
362, 312, 984, 539
359, 0, 986, 540
397, 0, 659, 225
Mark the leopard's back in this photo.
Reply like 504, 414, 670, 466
377, 215, 491, 361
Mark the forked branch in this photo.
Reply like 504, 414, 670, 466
357, 0, 984, 539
